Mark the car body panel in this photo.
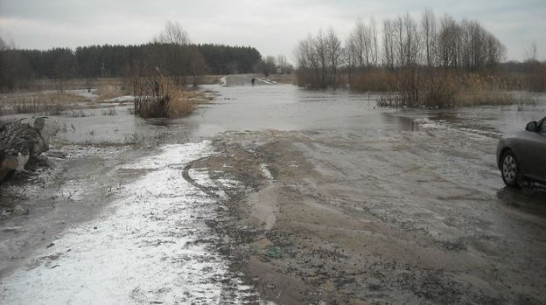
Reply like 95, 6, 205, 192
497, 117, 546, 184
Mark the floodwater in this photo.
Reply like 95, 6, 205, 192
1, 75, 546, 304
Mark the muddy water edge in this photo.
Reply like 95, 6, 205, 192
1, 79, 546, 304
187, 78, 546, 304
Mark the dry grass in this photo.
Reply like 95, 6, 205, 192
133, 70, 204, 118
349, 70, 396, 92
0, 92, 89, 115
345, 69, 527, 108
97, 85, 125, 101
167, 91, 194, 117
27, 78, 123, 92
455, 73, 524, 106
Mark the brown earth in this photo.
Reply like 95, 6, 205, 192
188, 129, 546, 305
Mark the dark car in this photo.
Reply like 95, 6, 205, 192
497, 116, 546, 187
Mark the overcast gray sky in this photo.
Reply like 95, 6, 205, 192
1, 0, 544, 62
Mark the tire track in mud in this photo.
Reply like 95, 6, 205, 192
182, 158, 222, 199
181, 155, 266, 305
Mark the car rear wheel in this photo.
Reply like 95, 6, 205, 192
501, 150, 520, 187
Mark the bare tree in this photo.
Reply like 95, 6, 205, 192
485, 33, 505, 66
187, 46, 206, 87
277, 54, 290, 74
438, 15, 461, 68
393, 16, 404, 67
153, 21, 190, 45
383, 20, 395, 70
0, 37, 7, 51
421, 8, 437, 67
404, 13, 421, 67
317, 30, 330, 87
525, 41, 538, 62
369, 17, 379, 66
347, 19, 376, 69
325, 27, 343, 88
295, 34, 320, 85
295, 28, 342, 89
435, 16, 504, 70
390, 14, 421, 68
262, 56, 277, 76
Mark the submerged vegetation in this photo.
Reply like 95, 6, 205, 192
131, 69, 199, 118
295, 9, 545, 107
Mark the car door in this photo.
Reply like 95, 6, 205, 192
535, 118, 546, 181
525, 118, 546, 181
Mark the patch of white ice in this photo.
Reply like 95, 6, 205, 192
0, 142, 262, 304
106, 95, 137, 103
260, 163, 274, 181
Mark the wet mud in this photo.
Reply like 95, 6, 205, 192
192, 128, 546, 304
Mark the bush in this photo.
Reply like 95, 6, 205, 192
525, 61, 546, 92
349, 69, 395, 92
133, 69, 195, 118
348, 68, 524, 108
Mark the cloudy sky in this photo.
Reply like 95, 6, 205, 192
1, 0, 544, 62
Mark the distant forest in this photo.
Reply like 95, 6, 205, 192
0, 42, 262, 91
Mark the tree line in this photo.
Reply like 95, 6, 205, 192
296, 10, 507, 90
295, 10, 546, 105
0, 31, 262, 92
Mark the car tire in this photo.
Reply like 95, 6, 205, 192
501, 150, 520, 187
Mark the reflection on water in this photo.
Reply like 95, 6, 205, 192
188, 84, 414, 138
423, 100, 546, 136
190, 84, 546, 140
380, 113, 421, 131
496, 186, 546, 217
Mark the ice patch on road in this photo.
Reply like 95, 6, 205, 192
0, 142, 262, 304
106, 95, 137, 103
260, 163, 274, 180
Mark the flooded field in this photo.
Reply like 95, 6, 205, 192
1, 75, 545, 304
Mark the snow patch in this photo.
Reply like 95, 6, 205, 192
0, 142, 262, 304
105, 95, 137, 103
260, 163, 274, 180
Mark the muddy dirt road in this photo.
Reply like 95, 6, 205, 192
1, 75, 546, 304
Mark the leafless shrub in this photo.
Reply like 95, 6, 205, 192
420, 71, 459, 107
377, 94, 403, 108
295, 28, 344, 89
132, 69, 195, 118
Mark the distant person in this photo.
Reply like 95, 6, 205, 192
251, 78, 255, 86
